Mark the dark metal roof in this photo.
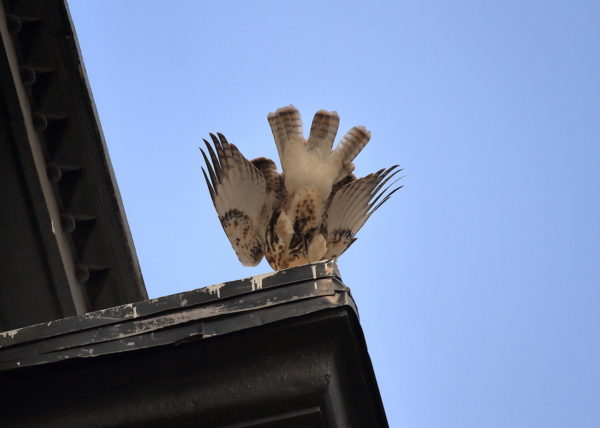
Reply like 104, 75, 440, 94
0, 261, 388, 427
0, 0, 147, 330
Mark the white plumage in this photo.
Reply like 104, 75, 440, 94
201, 106, 402, 270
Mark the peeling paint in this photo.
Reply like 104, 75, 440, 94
249, 271, 273, 291
181, 299, 188, 306
0, 329, 19, 339
251, 276, 262, 291
81, 348, 95, 356
204, 282, 225, 298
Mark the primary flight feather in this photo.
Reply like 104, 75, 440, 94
201, 106, 402, 270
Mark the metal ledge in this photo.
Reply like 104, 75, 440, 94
0, 260, 388, 427
0, 260, 348, 371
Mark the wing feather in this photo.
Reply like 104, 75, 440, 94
250, 156, 284, 232
324, 165, 403, 258
200, 133, 268, 266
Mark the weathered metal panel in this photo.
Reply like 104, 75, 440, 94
0, 260, 346, 371
0, 260, 388, 427
0, 0, 147, 330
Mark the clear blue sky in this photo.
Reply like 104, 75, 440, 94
68, 1, 600, 426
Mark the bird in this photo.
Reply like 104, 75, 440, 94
200, 105, 402, 271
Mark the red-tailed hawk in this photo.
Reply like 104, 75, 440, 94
200, 106, 402, 270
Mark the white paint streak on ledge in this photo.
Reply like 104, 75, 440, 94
117, 303, 138, 319
204, 282, 225, 298
251, 276, 262, 291
81, 348, 95, 356
0, 329, 19, 340
249, 271, 273, 291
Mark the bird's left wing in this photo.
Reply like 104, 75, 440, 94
324, 166, 403, 258
200, 133, 267, 266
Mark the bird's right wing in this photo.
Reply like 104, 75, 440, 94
200, 133, 268, 266
324, 166, 403, 258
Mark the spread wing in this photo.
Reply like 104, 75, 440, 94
200, 133, 268, 266
324, 165, 403, 258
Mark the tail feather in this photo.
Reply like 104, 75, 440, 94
267, 105, 303, 163
333, 126, 371, 166
267, 113, 287, 162
307, 110, 340, 154
278, 106, 303, 140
